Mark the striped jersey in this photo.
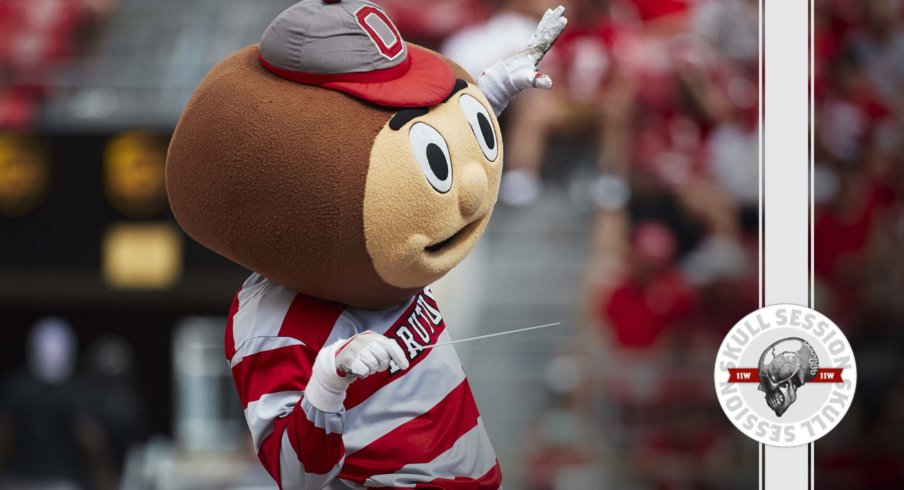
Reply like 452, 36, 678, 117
225, 273, 501, 489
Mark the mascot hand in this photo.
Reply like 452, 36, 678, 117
305, 332, 410, 412
477, 5, 568, 116
335, 331, 410, 378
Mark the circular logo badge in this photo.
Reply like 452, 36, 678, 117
714, 304, 857, 447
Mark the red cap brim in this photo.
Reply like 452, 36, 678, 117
321, 45, 456, 108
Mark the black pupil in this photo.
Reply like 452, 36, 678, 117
477, 113, 495, 150
426, 143, 448, 181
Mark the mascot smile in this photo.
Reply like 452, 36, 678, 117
166, 1, 566, 488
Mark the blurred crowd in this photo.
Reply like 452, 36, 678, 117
431, 0, 761, 488
0, 0, 117, 128
2, 0, 904, 489
404, 0, 901, 487
0, 318, 145, 490
812, 0, 904, 487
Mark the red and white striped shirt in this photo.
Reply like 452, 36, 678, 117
226, 273, 502, 489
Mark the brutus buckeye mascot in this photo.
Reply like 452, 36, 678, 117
166, 1, 566, 488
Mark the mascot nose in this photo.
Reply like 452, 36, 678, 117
457, 164, 488, 218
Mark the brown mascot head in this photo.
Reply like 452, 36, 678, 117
166, 0, 502, 309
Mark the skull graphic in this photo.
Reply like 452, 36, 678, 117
757, 338, 819, 417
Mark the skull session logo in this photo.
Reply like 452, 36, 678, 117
714, 305, 857, 447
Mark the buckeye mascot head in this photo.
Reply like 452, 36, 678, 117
166, 0, 504, 309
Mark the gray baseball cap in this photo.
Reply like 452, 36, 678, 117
259, 0, 456, 108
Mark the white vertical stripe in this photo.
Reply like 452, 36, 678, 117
279, 430, 304, 490
762, 0, 811, 487
758, 0, 764, 310
763, 1, 808, 307
758, 0, 765, 479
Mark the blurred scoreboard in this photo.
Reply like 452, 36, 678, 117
0, 132, 247, 310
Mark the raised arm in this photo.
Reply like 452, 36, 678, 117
477, 5, 568, 116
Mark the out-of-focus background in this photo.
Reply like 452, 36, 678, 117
0, 0, 900, 489
812, 0, 904, 488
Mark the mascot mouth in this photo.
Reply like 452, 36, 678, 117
425, 220, 481, 254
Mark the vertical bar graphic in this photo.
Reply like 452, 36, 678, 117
760, 0, 813, 488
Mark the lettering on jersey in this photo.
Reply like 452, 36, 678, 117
386, 288, 444, 374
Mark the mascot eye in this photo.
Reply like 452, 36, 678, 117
409, 122, 452, 193
458, 94, 498, 162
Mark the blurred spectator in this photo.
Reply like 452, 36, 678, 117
77, 336, 147, 485
442, 0, 617, 206
492, 0, 625, 206
442, 0, 545, 78
601, 220, 695, 349
0, 317, 108, 490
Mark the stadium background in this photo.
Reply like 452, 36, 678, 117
0, 0, 902, 488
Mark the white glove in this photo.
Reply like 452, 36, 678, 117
305, 331, 410, 413
477, 5, 568, 116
